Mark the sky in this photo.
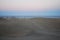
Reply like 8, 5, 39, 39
0, 0, 59, 11
0, 0, 60, 17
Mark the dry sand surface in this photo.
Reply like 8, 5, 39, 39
0, 17, 60, 40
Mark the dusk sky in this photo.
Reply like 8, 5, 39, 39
0, 0, 59, 10
0, 0, 60, 17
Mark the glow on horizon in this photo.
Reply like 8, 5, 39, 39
0, 0, 59, 11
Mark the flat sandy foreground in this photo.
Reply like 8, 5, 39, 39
0, 17, 60, 40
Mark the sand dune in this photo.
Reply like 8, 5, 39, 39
0, 17, 60, 40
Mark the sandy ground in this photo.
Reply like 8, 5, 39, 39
0, 18, 60, 40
